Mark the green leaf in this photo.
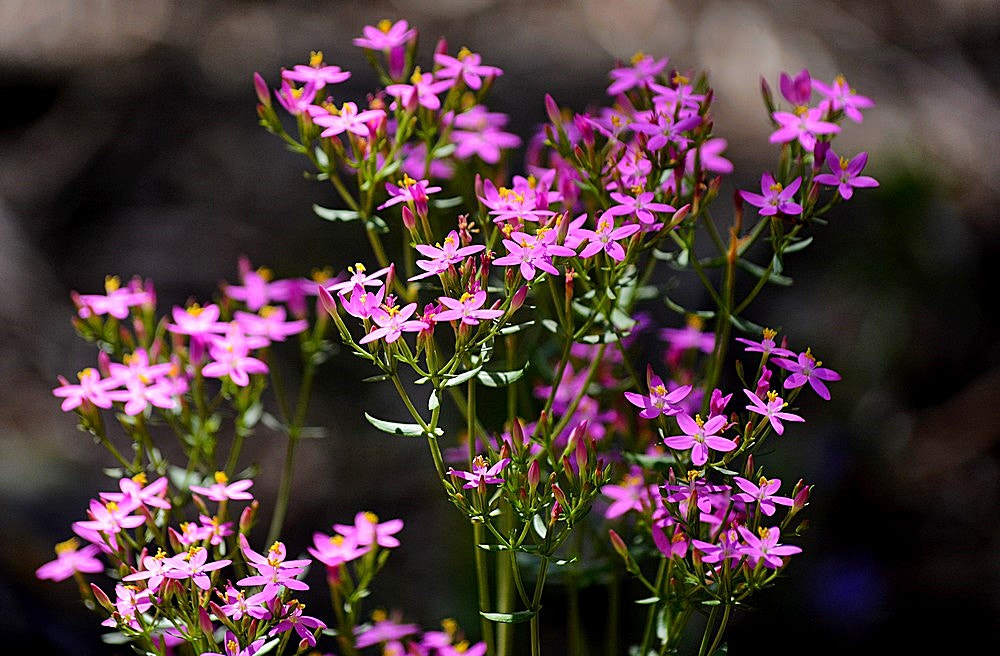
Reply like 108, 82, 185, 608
498, 320, 535, 335
477, 366, 528, 388
577, 330, 622, 344
711, 645, 729, 656
634, 596, 661, 605
428, 389, 440, 411
710, 464, 739, 476
364, 413, 441, 438
532, 514, 548, 539
362, 373, 392, 383
540, 319, 560, 334
313, 204, 361, 222
736, 259, 793, 286
701, 599, 722, 606
444, 366, 483, 387
477, 543, 511, 552
430, 195, 465, 209
663, 294, 714, 319
480, 610, 537, 624
729, 314, 765, 334
783, 236, 813, 253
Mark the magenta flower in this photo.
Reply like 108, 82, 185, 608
448, 455, 511, 489
122, 548, 175, 592
410, 230, 485, 281
237, 535, 311, 594
268, 600, 326, 648
75, 276, 152, 319
190, 471, 254, 502
744, 389, 804, 435
664, 413, 735, 466
202, 323, 269, 387
685, 137, 733, 175
624, 374, 692, 419
274, 79, 318, 116
235, 305, 308, 342
735, 327, 795, 358
386, 69, 452, 111
813, 74, 873, 123
313, 101, 386, 138
164, 546, 231, 591
577, 213, 641, 261
378, 175, 442, 213
493, 230, 574, 280
436, 290, 504, 326
74, 499, 146, 536
691, 527, 742, 565
733, 476, 794, 516
739, 173, 803, 216
355, 614, 421, 649
282, 52, 351, 89
102, 583, 152, 630
338, 283, 385, 319
327, 262, 391, 294
814, 149, 879, 200
52, 368, 116, 411
101, 474, 171, 512
334, 512, 404, 549
651, 520, 689, 559
772, 348, 841, 400
307, 531, 369, 569
36, 539, 104, 581
661, 319, 715, 355
779, 68, 812, 106
359, 301, 427, 344
434, 48, 502, 90
353, 19, 416, 51
601, 468, 652, 519
607, 53, 669, 95
737, 525, 801, 569
769, 107, 840, 152
203, 631, 266, 656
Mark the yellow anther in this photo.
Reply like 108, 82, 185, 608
105, 501, 119, 512
311, 266, 333, 282
472, 455, 488, 469
350, 262, 367, 274
762, 328, 777, 341
442, 617, 459, 637
309, 50, 324, 68
629, 184, 644, 195
672, 73, 690, 86
104, 275, 121, 293
363, 511, 380, 524
256, 266, 274, 282
769, 182, 784, 193
372, 608, 388, 622
214, 471, 229, 485
652, 384, 666, 396
630, 51, 646, 66
377, 19, 393, 33
527, 175, 538, 189
186, 303, 204, 317
686, 315, 704, 330
766, 390, 778, 402
55, 538, 81, 554
457, 46, 472, 61
132, 472, 148, 486
694, 414, 705, 427
260, 305, 277, 318
459, 292, 475, 303
793, 105, 808, 117
758, 476, 770, 487
757, 527, 770, 539
409, 67, 423, 85
399, 173, 417, 188
77, 368, 96, 381
329, 534, 345, 546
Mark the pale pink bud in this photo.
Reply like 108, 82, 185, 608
544, 94, 560, 126
401, 205, 416, 231
253, 72, 271, 107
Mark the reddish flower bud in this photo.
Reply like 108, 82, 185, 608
608, 529, 628, 559
544, 94, 561, 126
401, 205, 416, 231
253, 72, 271, 107
527, 460, 541, 492
90, 583, 113, 612
510, 285, 528, 311
239, 499, 259, 533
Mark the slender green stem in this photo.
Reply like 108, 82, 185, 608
474, 522, 497, 656
639, 557, 668, 655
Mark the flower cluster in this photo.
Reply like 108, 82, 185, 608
41, 18, 879, 656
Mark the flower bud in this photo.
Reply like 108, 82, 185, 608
527, 460, 540, 493
760, 75, 775, 115
434, 37, 448, 59
253, 72, 271, 108
510, 285, 528, 312
544, 94, 561, 126
743, 454, 756, 479
608, 529, 628, 560
401, 205, 416, 231
551, 482, 568, 508
199, 607, 214, 636
90, 583, 113, 612
239, 499, 259, 534
792, 481, 811, 513
317, 284, 337, 318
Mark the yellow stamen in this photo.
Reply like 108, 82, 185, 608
54, 538, 81, 555
459, 292, 475, 303
377, 19, 393, 33
769, 182, 784, 193
309, 50, 324, 68
630, 51, 646, 66
758, 527, 770, 539
672, 73, 689, 86
256, 266, 273, 282
214, 471, 229, 485
409, 67, 423, 85
363, 511, 380, 524
686, 314, 704, 330
472, 455, 488, 469
457, 46, 472, 61
694, 414, 705, 427
758, 476, 770, 487
372, 608, 388, 622
131, 472, 148, 486
311, 266, 333, 282
104, 275, 121, 293
766, 390, 778, 402
762, 328, 777, 341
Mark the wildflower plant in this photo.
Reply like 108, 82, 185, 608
40, 19, 878, 656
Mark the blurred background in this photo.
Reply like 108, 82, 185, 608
1, 0, 998, 653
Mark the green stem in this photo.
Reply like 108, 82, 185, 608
474, 522, 497, 656
639, 557, 668, 655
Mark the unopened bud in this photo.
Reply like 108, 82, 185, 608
317, 285, 337, 318
527, 460, 540, 492
792, 482, 811, 513
401, 205, 416, 231
253, 72, 271, 108
90, 583, 113, 612
199, 607, 213, 635
544, 94, 561, 126
240, 500, 259, 533
434, 37, 448, 58
743, 454, 755, 479
551, 482, 568, 508
510, 285, 528, 311
760, 75, 775, 115
608, 529, 628, 559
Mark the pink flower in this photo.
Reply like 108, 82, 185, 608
235, 305, 308, 342
737, 525, 801, 569
355, 613, 420, 648
75, 276, 152, 319
353, 20, 416, 51
814, 149, 879, 200
576, 212, 641, 261
359, 301, 427, 344
386, 70, 452, 111
663, 413, 736, 466
274, 79, 318, 116
190, 472, 254, 502
448, 455, 511, 489
739, 173, 803, 217
779, 68, 812, 106
769, 107, 840, 152
812, 74, 873, 123
326, 262, 391, 295
434, 49, 502, 90
237, 535, 311, 595
378, 175, 442, 214
607, 54, 669, 95
282, 52, 351, 89
624, 372, 692, 420
202, 323, 269, 387
435, 290, 504, 326
52, 368, 116, 411
338, 283, 385, 320
122, 548, 176, 592
202, 631, 266, 656
601, 467, 652, 519
409, 230, 485, 281
74, 499, 146, 536
735, 327, 795, 358
313, 101, 386, 138
772, 348, 841, 400
335, 512, 404, 549
733, 476, 794, 516
36, 539, 104, 581
307, 531, 369, 569
744, 389, 804, 435
164, 547, 231, 591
